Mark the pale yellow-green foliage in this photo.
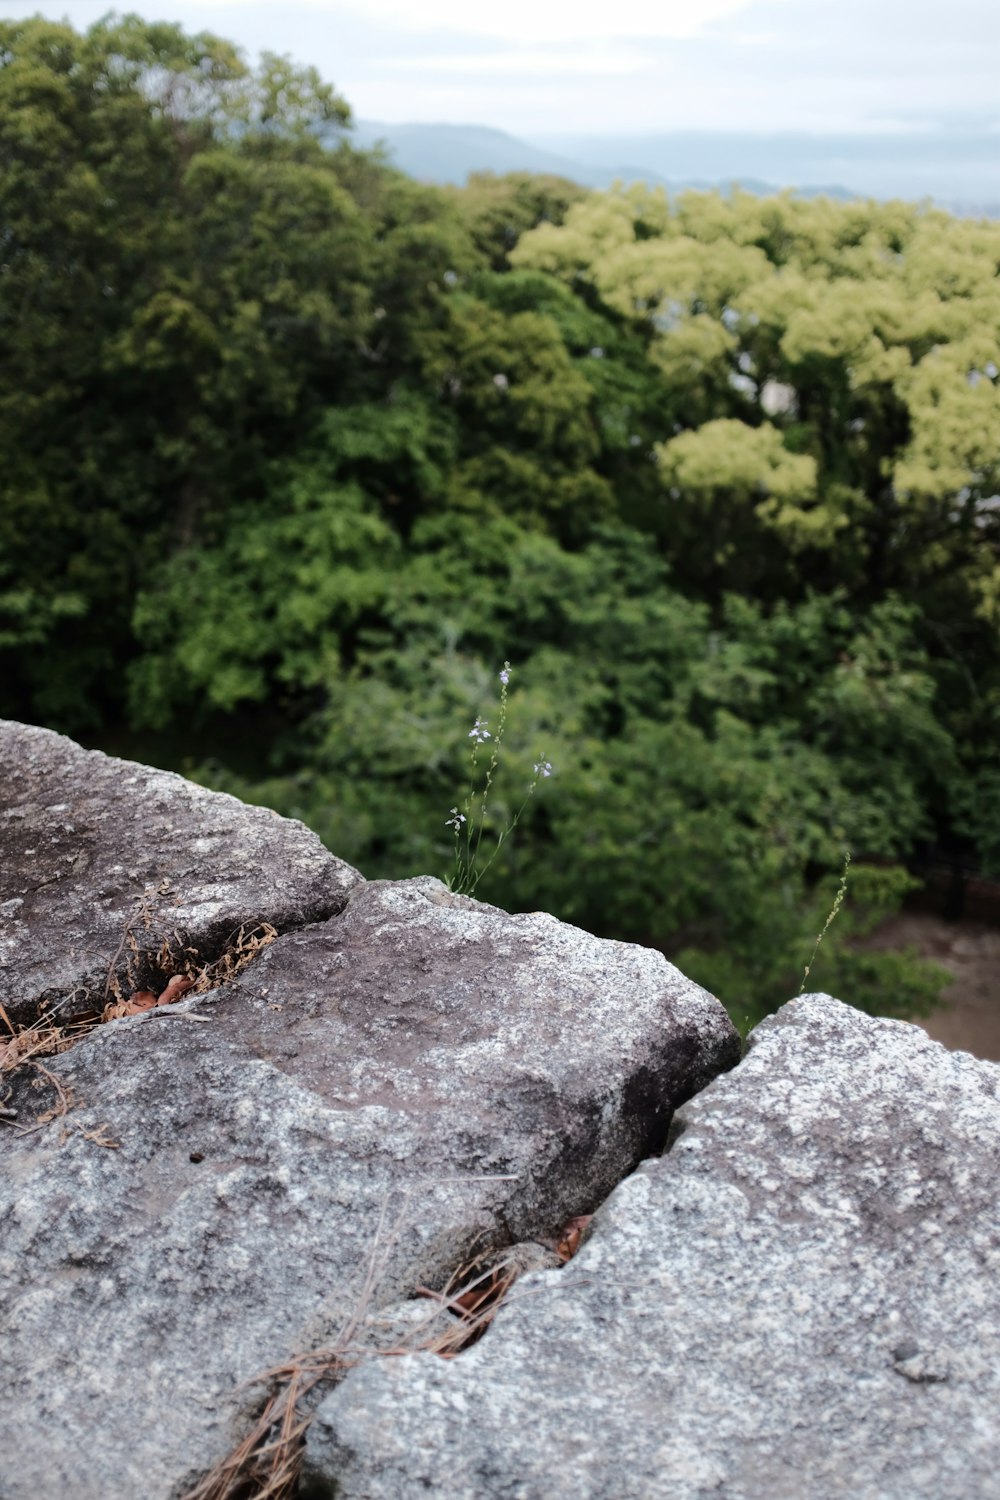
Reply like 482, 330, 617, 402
512, 186, 1000, 568
508, 188, 644, 277
647, 314, 737, 386
896, 340, 1000, 499
657, 419, 832, 549
658, 419, 815, 502
975, 564, 1000, 628
780, 279, 887, 363
597, 235, 771, 320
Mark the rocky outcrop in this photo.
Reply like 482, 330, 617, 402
6, 721, 999, 1500
0, 721, 739, 1500
0, 720, 361, 1025
308, 995, 1000, 1500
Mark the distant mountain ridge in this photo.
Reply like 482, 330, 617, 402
352, 120, 1000, 217
351, 119, 854, 201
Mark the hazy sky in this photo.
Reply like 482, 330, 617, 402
4, 0, 999, 135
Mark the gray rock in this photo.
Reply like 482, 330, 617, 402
0, 720, 362, 1023
0, 869, 738, 1499
309, 995, 1000, 1500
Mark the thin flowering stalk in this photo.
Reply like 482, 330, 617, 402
464, 754, 552, 895
446, 662, 552, 897
445, 805, 467, 882
468, 663, 509, 876
457, 713, 493, 882
800, 849, 851, 994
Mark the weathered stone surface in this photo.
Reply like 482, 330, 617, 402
309, 995, 1000, 1500
0, 720, 362, 1023
0, 874, 738, 1500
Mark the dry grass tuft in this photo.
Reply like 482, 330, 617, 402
181, 1368, 319, 1500
181, 1196, 401, 1500
101, 917, 279, 1021
191, 922, 279, 994
0, 1001, 72, 1077
100, 882, 279, 1022
0, 1000, 86, 1135
181, 1207, 538, 1500
1, 999, 85, 1086
2, 899, 280, 1119
413, 1251, 523, 1357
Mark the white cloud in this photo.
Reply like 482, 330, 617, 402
188, 0, 755, 43
378, 45, 652, 78
4, 0, 999, 142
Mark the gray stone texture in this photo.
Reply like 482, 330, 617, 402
0, 719, 362, 1023
1, 764, 738, 1500
309, 995, 1000, 1500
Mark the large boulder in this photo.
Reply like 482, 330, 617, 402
0, 727, 739, 1500
0, 720, 361, 1024
309, 995, 1000, 1500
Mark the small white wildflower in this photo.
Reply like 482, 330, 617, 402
492, 373, 509, 390
533, 760, 553, 778
499, 664, 510, 686
445, 807, 467, 831
469, 717, 491, 743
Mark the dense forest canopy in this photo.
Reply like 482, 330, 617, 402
3, 14, 999, 1027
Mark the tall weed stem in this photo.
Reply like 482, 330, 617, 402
446, 663, 551, 897
800, 849, 851, 994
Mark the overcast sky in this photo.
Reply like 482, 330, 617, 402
4, 0, 999, 136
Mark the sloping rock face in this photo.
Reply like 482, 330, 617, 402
0, 725, 740, 1500
309, 995, 1000, 1500
0, 719, 362, 1024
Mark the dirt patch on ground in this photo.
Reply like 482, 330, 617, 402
865, 912, 1000, 1063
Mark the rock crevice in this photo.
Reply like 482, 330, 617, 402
307, 995, 1000, 1500
0, 721, 740, 1500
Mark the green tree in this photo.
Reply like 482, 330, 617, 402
448, 170, 588, 270
512, 186, 1000, 611
0, 15, 375, 726
2, 17, 977, 1028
